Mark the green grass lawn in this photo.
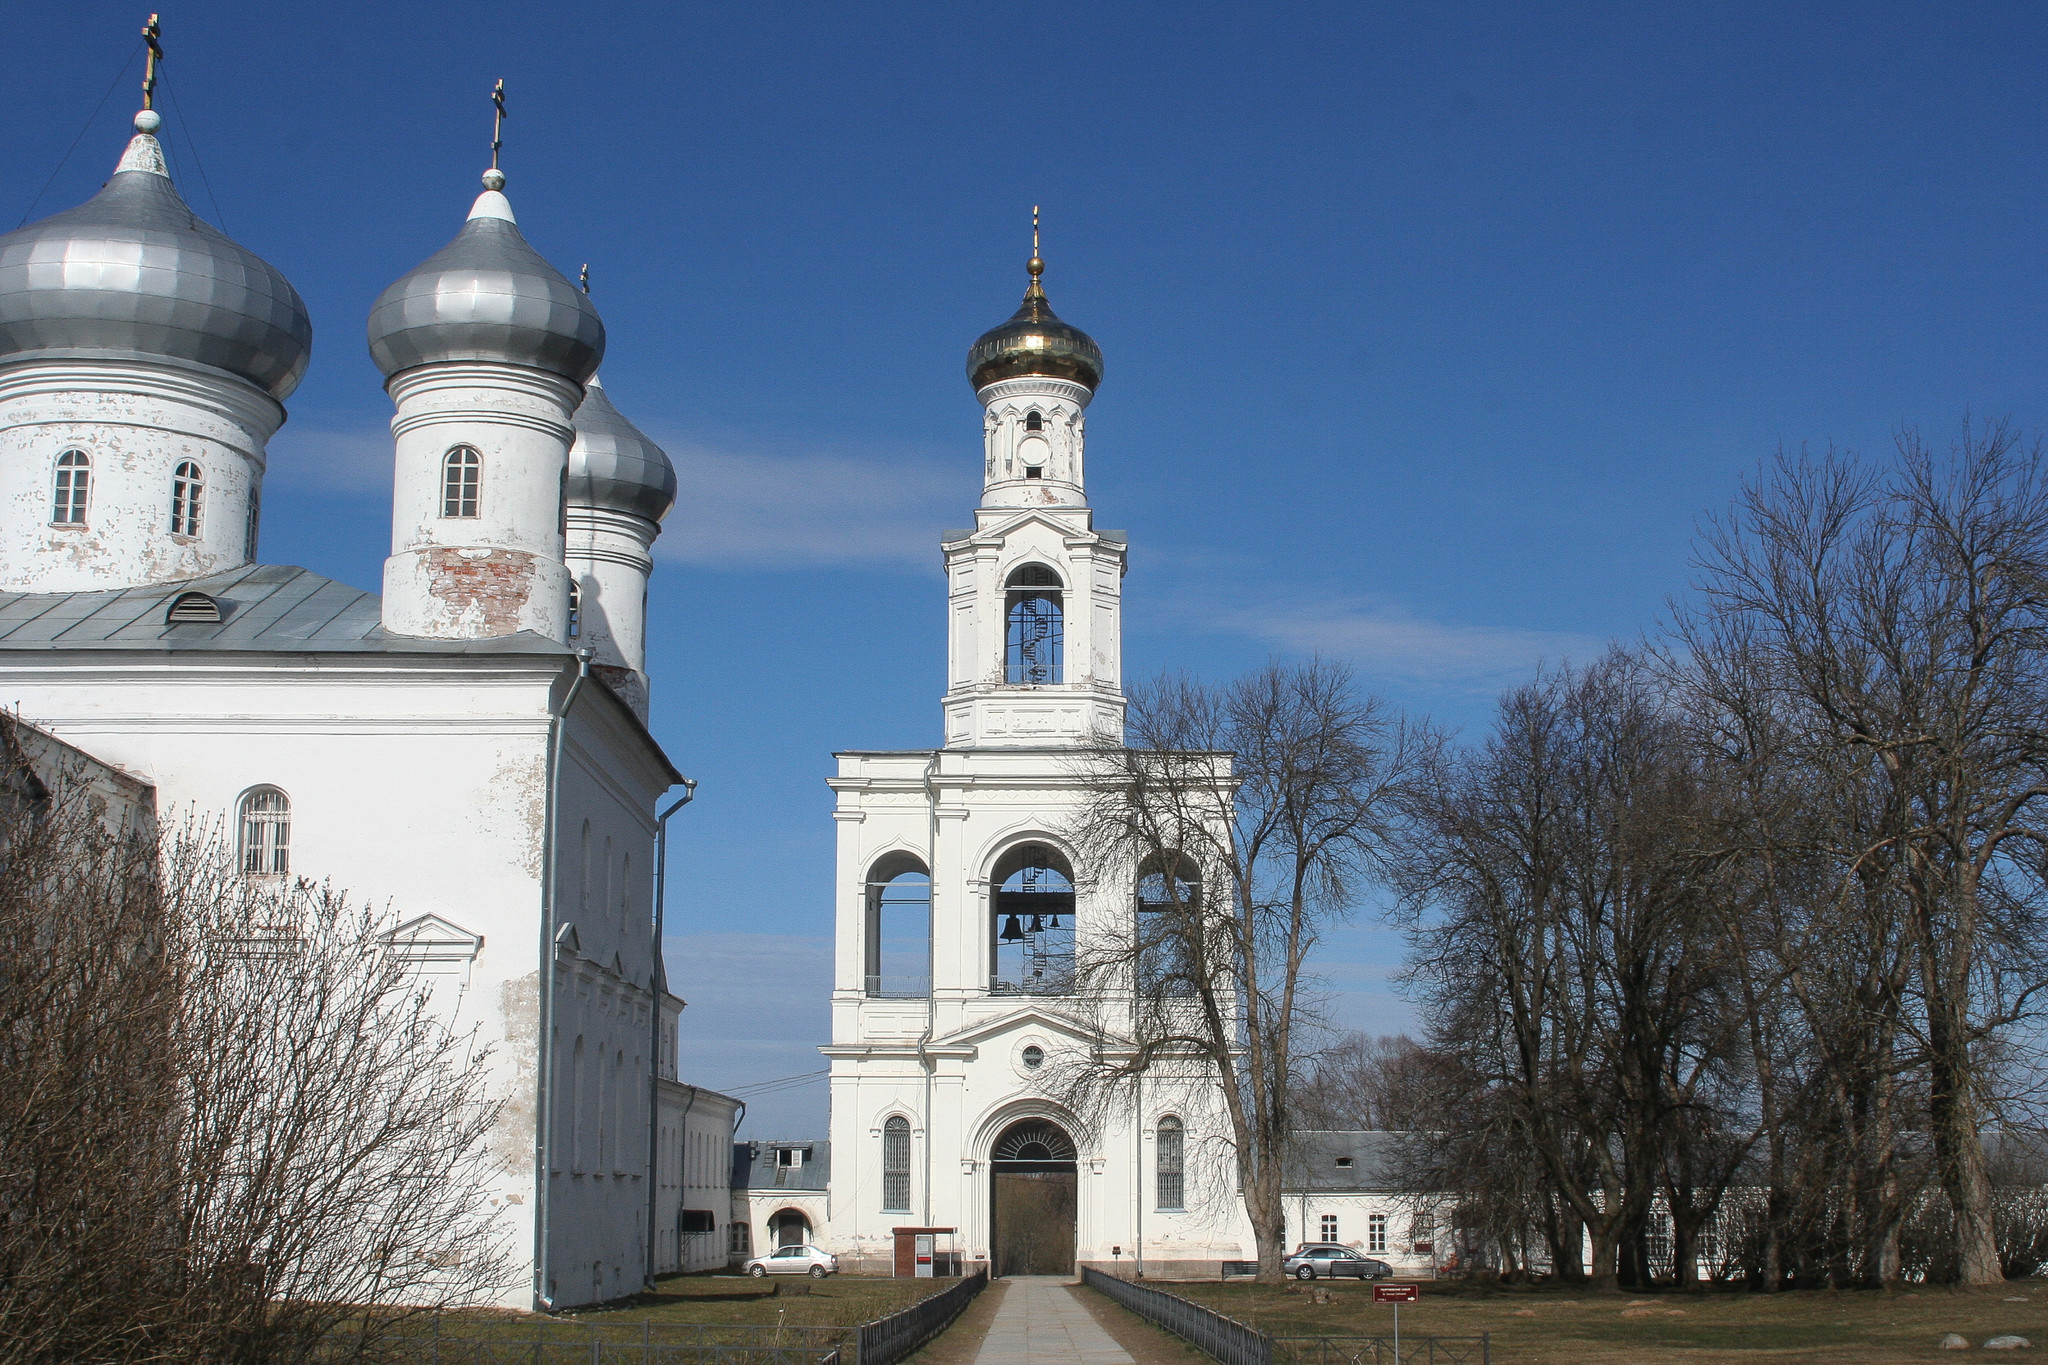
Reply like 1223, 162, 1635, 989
1163, 1279, 2048, 1362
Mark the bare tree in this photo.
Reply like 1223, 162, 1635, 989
1048, 660, 1433, 1283
1683, 426, 2048, 1284
0, 747, 512, 1363
1295, 1033, 1453, 1132
1397, 650, 1752, 1289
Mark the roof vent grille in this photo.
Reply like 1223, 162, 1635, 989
165, 591, 221, 624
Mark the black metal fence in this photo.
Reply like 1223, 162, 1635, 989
856, 1268, 988, 1365
1080, 1270, 1490, 1365
1081, 1268, 1273, 1365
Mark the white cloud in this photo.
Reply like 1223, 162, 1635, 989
655, 441, 971, 572
264, 424, 393, 496
1217, 596, 1603, 688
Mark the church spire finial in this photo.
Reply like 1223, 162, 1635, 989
1026, 205, 1045, 299
483, 79, 508, 191
579, 262, 590, 295
141, 13, 162, 111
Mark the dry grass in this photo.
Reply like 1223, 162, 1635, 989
565, 1273, 955, 1328
1162, 1279, 2048, 1362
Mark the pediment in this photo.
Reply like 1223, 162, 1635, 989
959, 509, 1107, 549
381, 913, 483, 961
937, 1005, 1103, 1051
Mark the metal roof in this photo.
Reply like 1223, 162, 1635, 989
733, 1140, 830, 1193
0, 563, 566, 655
1283, 1131, 1416, 1193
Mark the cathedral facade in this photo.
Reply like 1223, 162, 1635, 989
0, 96, 721, 1308
816, 247, 1253, 1277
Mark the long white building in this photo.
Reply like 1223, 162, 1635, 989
0, 86, 734, 1308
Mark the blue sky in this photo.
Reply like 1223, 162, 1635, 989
11, 2, 2048, 1134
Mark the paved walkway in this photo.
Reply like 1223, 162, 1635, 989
972, 1276, 1134, 1365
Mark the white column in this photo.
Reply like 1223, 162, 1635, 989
380, 362, 579, 642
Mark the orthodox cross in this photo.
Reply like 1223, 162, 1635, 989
579, 263, 590, 295
490, 79, 507, 170
141, 13, 162, 110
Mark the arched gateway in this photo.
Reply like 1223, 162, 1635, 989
990, 1119, 1077, 1277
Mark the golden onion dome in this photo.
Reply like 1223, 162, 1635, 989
966, 253, 1102, 394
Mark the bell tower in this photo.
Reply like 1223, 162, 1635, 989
942, 214, 1125, 747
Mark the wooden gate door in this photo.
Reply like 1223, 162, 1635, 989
991, 1170, 1077, 1276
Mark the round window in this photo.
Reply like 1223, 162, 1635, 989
1021, 1045, 1045, 1070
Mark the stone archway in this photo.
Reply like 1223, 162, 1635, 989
989, 1118, 1077, 1277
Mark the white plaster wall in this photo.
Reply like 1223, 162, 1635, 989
1281, 1191, 1455, 1279
0, 651, 672, 1310
382, 363, 580, 642
0, 358, 279, 591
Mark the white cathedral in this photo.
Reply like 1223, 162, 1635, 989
0, 95, 741, 1309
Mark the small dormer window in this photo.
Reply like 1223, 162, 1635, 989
165, 591, 222, 624
1335, 1156, 1354, 1168
1025, 411, 1044, 432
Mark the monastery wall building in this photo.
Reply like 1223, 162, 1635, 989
813, 242, 1257, 1278
0, 91, 729, 1309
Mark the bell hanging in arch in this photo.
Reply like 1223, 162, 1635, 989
1000, 914, 1025, 942
1029, 914, 1044, 934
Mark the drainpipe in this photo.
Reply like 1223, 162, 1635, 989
915, 748, 941, 1227
535, 647, 595, 1313
1134, 1068, 1144, 1279
646, 781, 698, 1289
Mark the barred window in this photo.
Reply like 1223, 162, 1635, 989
52, 450, 89, 525
170, 461, 204, 537
442, 447, 481, 518
882, 1116, 911, 1212
1156, 1115, 1185, 1210
238, 786, 290, 876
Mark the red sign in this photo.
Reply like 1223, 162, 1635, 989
1374, 1284, 1419, 1303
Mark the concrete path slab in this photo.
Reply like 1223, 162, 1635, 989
972, 1276, 1135, 1365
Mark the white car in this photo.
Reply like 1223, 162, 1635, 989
744, 1244, 840, 1278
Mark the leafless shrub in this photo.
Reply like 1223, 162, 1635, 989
0, 751, 511, 1363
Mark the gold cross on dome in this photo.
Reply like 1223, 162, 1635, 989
141, 14, 162, 111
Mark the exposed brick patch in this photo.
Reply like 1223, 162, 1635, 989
424, 547, 541, 636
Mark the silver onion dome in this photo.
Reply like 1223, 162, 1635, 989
967, 256, 1102, 394
568, 376, 676, 523
0, 114, 312, 401
367, 176, 604, 383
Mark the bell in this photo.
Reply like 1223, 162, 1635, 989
1000, 915, 1025, 942
1029, 915, 1044, 934
1048, 913, 1062, 930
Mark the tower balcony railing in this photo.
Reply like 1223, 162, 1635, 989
988, 971, 1075, 997
863, 973, 931, 999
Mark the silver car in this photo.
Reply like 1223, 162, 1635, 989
1283, 1244, 1392, 1280
744, 1244, 839, 1278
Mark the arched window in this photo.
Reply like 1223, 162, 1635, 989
568, 581, 581, 638
1025, 410, 1044, 432
882, 1116, 911, 1211
1157, 1116, 1185, 1210
245, 486, 261, 561
1137, 857, 1202, 998
865, 851, 931, 998
51, 450, 90, 526
237, 786, 290, 875
1005, 564, 1063, 685
991, 842, 1075, 995
442, 447, 481, 518
170, 461, 204, 537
